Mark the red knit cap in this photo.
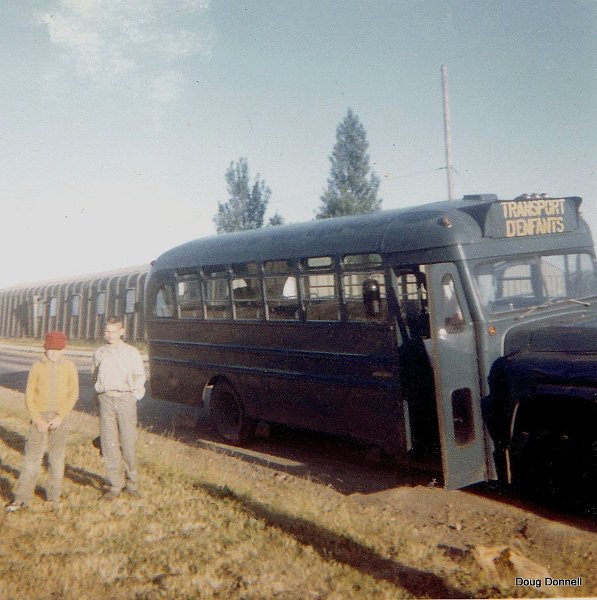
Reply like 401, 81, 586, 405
44, 331, 67, 350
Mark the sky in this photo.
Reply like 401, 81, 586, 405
1, 0, 595, 288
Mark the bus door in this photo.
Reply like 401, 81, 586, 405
425, 263, 487, 489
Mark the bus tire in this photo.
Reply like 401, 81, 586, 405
510, 403, 595, 508
210, 381, 253, 445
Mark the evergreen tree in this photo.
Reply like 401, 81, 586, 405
317, 109, 382, 219
267, 212, 284, 227
214, 158, 275, 233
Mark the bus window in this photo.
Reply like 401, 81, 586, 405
341, 253, 383, 269
474, 253, 597, 315
154, 285, 175, 318
49, 297, 57, 318
306, 256, 333, 269
263, 260, 299, 320
231, 262, 261, 320
572, 253, 597, 297
451, 388, 474, 446
395, 271, 429, 338
203, 266, 231, 319
265, 276, 299, 320
300, 257, 339, 321
343, 272, 387, 322
177, 274, 203, 319
441, 274, 464, 333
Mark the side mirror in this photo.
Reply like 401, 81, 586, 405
362, 278, 381, 317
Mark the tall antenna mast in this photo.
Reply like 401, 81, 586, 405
441, 65, 455, 200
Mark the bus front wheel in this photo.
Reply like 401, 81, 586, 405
210, 381, 253, 445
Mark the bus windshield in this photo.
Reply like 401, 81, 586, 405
474, 252, 597, 315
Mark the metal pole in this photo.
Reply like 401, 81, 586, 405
441, 65, 455, 200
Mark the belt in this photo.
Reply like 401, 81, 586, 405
101, 390, 132, 398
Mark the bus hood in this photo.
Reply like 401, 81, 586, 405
498, 314, 597, 390
504, 312, 597, 356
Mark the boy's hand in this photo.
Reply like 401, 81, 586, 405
35, 420, 49, 433
47, 416, 63, 431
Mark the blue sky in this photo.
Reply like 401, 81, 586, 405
1, 0, 595, 288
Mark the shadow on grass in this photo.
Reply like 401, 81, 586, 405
196, 481, 467, 599
0, 425, 107, 502
0, 459, 20, 501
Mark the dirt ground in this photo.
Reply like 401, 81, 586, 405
134, 399, 597, 598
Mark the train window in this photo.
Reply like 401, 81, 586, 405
177, 275, 203, 319
96, 292, 106, 316
343, 272, 387, 322
154, 285, 175, 318
71, 295, 80, 317
125, 289, 136, 314
49, 297, 57, 318
36, 297, 44, 320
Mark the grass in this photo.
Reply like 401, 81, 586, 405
0, 387, 594, 599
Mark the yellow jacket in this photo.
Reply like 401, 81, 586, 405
25, 355, 79, 422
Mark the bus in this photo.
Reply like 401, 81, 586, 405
145, 193, 597, 492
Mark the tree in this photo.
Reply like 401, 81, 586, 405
267, 212, 284, 227
317, 109, 382, 219
214, 158, 282, 233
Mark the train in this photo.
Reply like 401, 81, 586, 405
0, 265, 149, 343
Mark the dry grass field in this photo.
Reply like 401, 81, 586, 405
0, 387, 595, 600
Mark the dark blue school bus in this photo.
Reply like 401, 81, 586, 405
146, 194, 597, 492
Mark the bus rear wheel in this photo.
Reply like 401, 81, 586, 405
210, 381, 253, 445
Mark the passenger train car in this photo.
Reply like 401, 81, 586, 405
0, 265, 148, 342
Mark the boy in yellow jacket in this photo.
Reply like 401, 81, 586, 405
7, 331, 79, 512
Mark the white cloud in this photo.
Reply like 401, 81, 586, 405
36, 0, 212, 101
150, 71, 184, 104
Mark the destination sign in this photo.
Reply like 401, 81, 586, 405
484, 198, 579, 239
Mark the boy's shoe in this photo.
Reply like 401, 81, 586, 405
125, 488, 139, 497
91, 436, 103, 455
101, 491, 119, 501
6, 502, 26, 513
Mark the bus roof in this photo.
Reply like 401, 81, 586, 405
153, 195, 593, 270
